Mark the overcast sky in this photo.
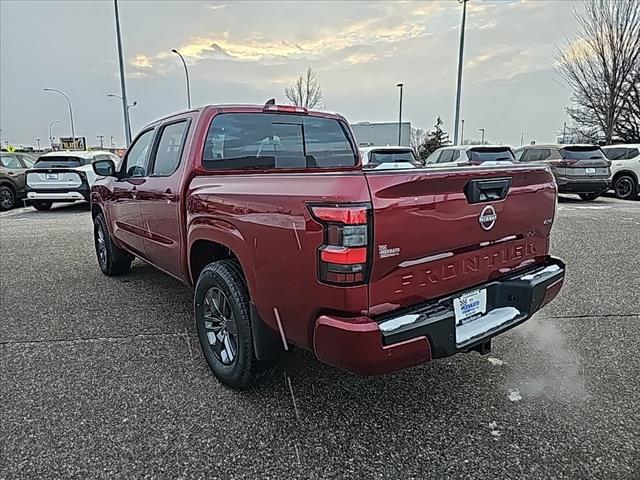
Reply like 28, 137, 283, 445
1, 0, 580, 148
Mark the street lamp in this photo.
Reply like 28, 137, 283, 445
172, 49, 192, 109
396, 83, 404, 145
110, 136, 116, 148
453, 0, 469, 145
48, 120, 60, 149
35, 138, 41, 150
478, 128, 485, 144
461, 119, 465, 145
114, 0, 132, 147
107, 94, 137, 141
43, 88, 76, 149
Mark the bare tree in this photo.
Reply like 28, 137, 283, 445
616, 69, 640, 141
555, 0, 640, 144
410, 127, 427, 153
284, 67, 325, 109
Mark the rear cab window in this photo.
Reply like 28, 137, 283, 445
34, 156, 86, 168
203, 113, 357, 170
468, 147, 515, 162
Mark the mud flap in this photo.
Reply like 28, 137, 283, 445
250, 302, 285, 361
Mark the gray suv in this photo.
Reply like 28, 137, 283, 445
514, 144, 610, 201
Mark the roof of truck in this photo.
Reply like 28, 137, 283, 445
147, 104, 344, 126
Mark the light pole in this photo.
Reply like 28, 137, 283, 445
48, 120, 60, 149
35, 138, 41, 150
107, 94, 137, 141
460, 119, 465, 145
43, 88, 75, 149
520, 131, 525, 147
396, 83, 404, 145
97, 135, 105, 149
172, 49, 192, 109
478, 128, 485, 144
562, 122, 567, 144
110, 136, 116, 148
114, 0, 132, 146
453, 0, 469, 145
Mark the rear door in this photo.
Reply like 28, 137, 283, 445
559, 146, 609, 179
364, 165, 556, 316
1, 154, 28, 192
108, 128, 155, 257
137, 118, 191, 278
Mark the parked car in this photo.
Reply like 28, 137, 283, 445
425, 145, 517, 166
0, 152, 36, 210
359, 146, 421, 169
90, 103, 565, 389
26, 150, 121, 210
513, 144, 610, 201
601, 144, 640, 200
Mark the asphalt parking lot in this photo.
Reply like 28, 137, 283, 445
1, 195, 639, 480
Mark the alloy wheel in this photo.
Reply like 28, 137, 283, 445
615, 178, 633, 198
96, 225, 108, 269
0, 187, 14, 209
203, 287, 238, 365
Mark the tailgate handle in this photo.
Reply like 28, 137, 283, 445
464, 177, 512, 203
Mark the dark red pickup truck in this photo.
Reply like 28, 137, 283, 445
90, 104, 565, 389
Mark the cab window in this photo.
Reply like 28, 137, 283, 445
122, 129, 155, 178
151, 121, 189, 176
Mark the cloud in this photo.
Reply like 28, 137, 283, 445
344, 52, 378, 65
131, 54, 153, 69
131, 14, 434, 71
206, 3, 226, 11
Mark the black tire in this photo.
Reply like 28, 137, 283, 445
613, 175, 638, 200
32, 200, 52, 211
578, 192, 599, 201
93, 213, 132, 276
0, 185, 15, 210
195, 260, 277, 389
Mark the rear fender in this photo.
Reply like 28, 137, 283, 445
187, 220, 284, 360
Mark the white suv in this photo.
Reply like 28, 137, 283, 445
26, 150, 121, 210
425, 145, 516, 166
359, 146, 421, 169
602, 144, 640, 200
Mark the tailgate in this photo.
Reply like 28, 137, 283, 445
27, 168, 83, 190
364, 165, 556, 316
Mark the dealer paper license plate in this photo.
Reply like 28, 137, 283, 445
453, 289, 487, 325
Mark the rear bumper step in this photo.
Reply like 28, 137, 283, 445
313, 256, 565, 375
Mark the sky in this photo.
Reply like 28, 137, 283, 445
0, 0, 580, 149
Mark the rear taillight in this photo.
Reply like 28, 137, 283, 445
309, 203, 371, 285
551, 159, 578, 167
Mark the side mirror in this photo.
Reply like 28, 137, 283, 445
93, 159, 116, 177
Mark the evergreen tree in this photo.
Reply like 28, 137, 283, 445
418, 117, 450, 161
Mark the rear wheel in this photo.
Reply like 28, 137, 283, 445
195, 260, 277, 389
93, 213, 132, 276
578, 192, 599, 201
613, 175, 638, 200
0, 185, 15, 210
32, 200, 52, 211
